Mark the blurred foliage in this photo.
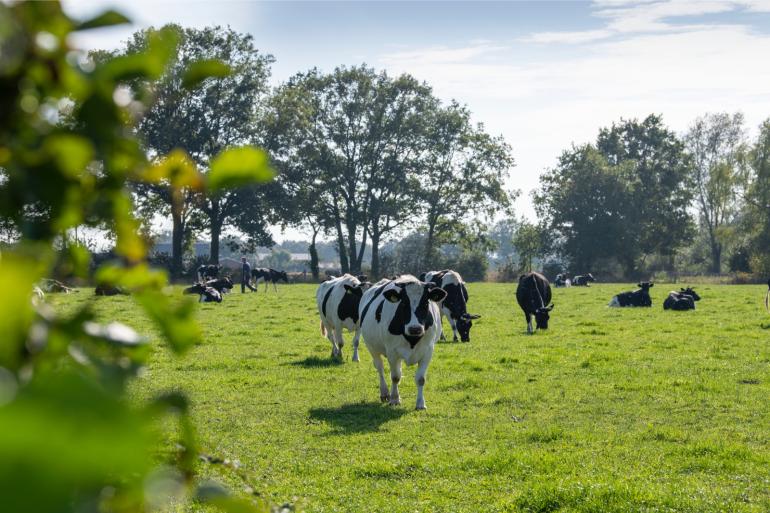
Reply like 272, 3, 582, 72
0, 2, 272, 512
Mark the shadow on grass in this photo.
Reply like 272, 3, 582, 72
309, 402, 407, 434
288, 356, 343, 368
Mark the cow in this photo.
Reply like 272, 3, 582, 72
359, 275, 447, 410
39, 278, 76, 293
516, 272, 554, 334
422, 269, 480, 342
554, 273, 571, 288
95, 284, 128, 296
252, 268, 289, 292
204, 276, 233, 294
183, 283, 222, 303
609, 282, 654, 307
316, 274, 371, 361
663, 287, 701, 311
572, 273, 595, 286
197, 264, 221, 282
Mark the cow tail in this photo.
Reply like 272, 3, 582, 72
765, 289, 769, 314
320, 320, 326, 336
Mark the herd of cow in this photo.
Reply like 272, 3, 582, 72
314, 269, 704, 409
182, 264, 289, 302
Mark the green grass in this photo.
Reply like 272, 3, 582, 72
50, 283, 770, 512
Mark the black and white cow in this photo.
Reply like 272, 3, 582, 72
422, 269, 480, 342
197, 264, 221, 282
252, 268, 289, 292
572, 273, 595, 286
204, 276, 233, 294
554, 274, 571, 288
316, 274, 371, 360
515, 272, 554, 334
663, 287, 701, 311
609, 282, 654, 307
359, 275, 446, 409
184, 283, 223, 303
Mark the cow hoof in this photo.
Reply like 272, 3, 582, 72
453, 337, 458, 342
388, 398, 401, 406
352, 355, 360, 363
380, 394, 389, 402
415, 404, 427, 411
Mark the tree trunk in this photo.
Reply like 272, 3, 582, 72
309, 229, 320, 280
171, 210, 184, 280
710, 242, 722, 274
347, 221, 359, 274
425, 217, 437, 268
335, 218, 349, 273
370, 227, 380, 279
209, 217, 222, 265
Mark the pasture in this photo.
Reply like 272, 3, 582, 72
51, 283, 770, 512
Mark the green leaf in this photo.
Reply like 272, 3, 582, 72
136, 291, 201, 354
207, 147, 275, 190
182, 59, 231, 90
75, 10, 130, 31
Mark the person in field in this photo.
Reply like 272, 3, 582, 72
241, 257, 256, 293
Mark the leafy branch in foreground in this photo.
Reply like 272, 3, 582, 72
0, 2, 273, 512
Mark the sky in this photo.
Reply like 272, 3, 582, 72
62, 0, 770, 241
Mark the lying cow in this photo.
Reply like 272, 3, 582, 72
252, 268, 289, 292
359, 275, 446, 409
204, 276, 233, 294
316, 274, 370, 360
554, 274, 571, 288
516, 271, 554, 334
184, 283, 222, 303
572, 273, 595, 286
39, 278, 76, 293
609, 282, 653, 307
422, 269, 480, 342
95, 284, 128, 296
663, 287, 701, 311
197, 264, 221, 282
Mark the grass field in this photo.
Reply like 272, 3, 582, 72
50, 283, 770, 512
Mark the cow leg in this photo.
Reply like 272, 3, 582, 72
414, 355, 432, 410
387, 355, 402, 406
332, 327, 345, 359
351, 328, 361, 363
448, 317, 459, 342
438, 311, 446, 341
372, 354, 389, 402
325, 323, 338, 357
273, 280, 278, 292
525, 312, 533, 334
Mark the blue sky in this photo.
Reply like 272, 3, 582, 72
64, 0, 770, 239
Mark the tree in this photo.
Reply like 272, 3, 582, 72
685, 112, 746, 272
742, 119, 770, 274
114, 25, 276, 273
419, 102, 516, 267
596, 115, 694, 274
512, 221, 543, 273
535, 144, 633, 272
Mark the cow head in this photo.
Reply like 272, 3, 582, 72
534, 303, 554, 329
184, 283, 206, 295
586, 273, 596, 282
679, 287, 700, 301
279, 271, 289, 283
384, 280, 447, 347
638, 282, 653, 291
456, 313, 481, 342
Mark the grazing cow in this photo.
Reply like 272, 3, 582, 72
572, 273, 595, 286
554, 273, 571, 288
663, 287, 701, 311
422, 269, 480, 342
205, 276, 233, 294
184, 283, 222, 303
609, 282, 654, 307
316, 274, 371, 360
516, 272, 554, 334
359, 275, 446, 409
251, 268, 289, 292
197, 264, 221, 282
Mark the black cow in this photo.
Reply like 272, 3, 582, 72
184, 283, 222, 303
251, 268, 289, 292
609, 282, 653, 307
663, 287, 701, 311
197, 264, 221, 282
554, 273, 571, 288
516, 272, 554, 334
422, 269, 480, 342
205, 277, 233, 294
572, 273, 595, 286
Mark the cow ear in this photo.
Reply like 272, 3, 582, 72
428, 287, 447, 303
546, 303, 554, 311
469, 314, 481, 319
344, 284, 363, 297
384, 289, 401, 303
649, 283, 654, 288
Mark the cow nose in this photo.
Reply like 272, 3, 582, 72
407, 326, 424, 336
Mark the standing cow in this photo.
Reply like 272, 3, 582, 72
608, 282, 654, 307
316, 274, 370, 361
197, 264, 221, 282
516, 272, 554, 334
421, 269, 480, 342
252, 268, 289, 292
359, 275, 446, 409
